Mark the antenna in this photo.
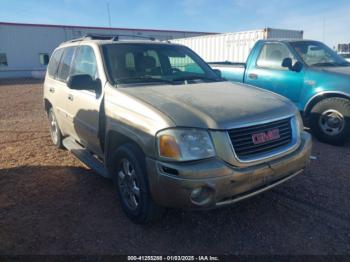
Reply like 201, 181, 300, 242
107, 2, 112, 33
322, 17, 326, 42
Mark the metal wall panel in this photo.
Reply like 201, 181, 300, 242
0, 23, 211, 78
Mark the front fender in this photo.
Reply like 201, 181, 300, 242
300, 68, 350, 113
103, 84, 175, 160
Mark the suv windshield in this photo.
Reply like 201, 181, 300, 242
102, 43, 221, 85
290, 41, 350, 67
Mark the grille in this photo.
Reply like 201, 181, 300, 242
228, 117, 293, 159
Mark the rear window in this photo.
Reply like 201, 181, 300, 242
57, 47, 76, 82
47, 49, 63, 77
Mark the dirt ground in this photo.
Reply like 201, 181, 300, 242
0, 80, 350, 255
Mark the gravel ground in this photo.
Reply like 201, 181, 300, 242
0, 80, 349, 255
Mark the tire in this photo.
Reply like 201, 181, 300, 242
110, 143, 165, 224
309, 97, 350, 145
48, 108, 64, 149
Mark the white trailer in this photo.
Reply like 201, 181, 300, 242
171, 28, 303, 63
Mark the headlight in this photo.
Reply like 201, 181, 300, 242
157, 128, 215, 161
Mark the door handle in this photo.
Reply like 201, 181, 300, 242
49, 87, 55, 93
68, 94, 74, 101
248, 73, 258, 80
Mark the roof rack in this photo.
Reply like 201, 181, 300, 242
112, 34, 158, 41
85, 34, 118, 40
65, 33, 161, 44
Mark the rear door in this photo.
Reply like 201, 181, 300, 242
245, 42, 304, 103
65, 45, 103, 155
44, 48, 64, 124
54, 46, 77, 135
44, 47, 76, 136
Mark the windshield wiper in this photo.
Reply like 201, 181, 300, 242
339, 62, 350, 66
117, 75, 220, 85
311, 62, 339, 67
117, 76, 172, 84
171, 75, 218, 82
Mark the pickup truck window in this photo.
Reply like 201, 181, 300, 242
102, 43, 219, 85
257, 43, 296, 70
169, 54, 204, 74
71, 46, 98, 79
290, 41, 350, 67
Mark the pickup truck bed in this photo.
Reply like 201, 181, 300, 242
209, 62, 245, 83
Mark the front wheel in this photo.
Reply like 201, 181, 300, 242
309, 97, 350, 145
110, 143, 165, 224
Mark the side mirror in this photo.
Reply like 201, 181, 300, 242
282, 58, 303, 72
292, 61, 303, 72
67, 74, 101, 93
213, 69, 222, 78
282, 57, 293, 70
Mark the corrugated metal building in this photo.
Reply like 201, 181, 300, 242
0, 22, 214, 79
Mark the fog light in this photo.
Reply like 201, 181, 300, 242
190, 186, 214, 206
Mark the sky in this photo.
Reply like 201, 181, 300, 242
0, 0, 349, 48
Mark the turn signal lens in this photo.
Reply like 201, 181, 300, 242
159, 134, 181, 160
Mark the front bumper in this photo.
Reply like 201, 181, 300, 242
147, 131, 312, 209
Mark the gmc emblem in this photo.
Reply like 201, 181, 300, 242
252, 129, 280, 145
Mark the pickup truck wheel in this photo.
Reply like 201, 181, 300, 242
48, 108, 64, 149
111, 143, 165, 224
309, 97, 350, 145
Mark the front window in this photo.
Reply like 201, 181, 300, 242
290, 41, 350, 67
102, 43, 221, 85
71, 45, 98, 79
257, 43, 297, 70
0, 53, 8, 67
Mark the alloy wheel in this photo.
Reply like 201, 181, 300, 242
49, 111, 59, 145
117, 158, 141, 211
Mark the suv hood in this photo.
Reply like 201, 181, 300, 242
119, 81, 296, 130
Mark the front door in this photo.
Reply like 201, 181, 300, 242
65, 45, 103, 155
245, 42, 304, 104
